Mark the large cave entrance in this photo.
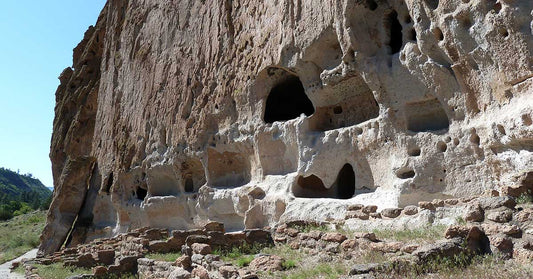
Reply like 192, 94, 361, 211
263, 75, 315, 123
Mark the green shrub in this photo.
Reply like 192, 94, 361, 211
282, 259, 297, 270
516, 192, 533, 204
145, 252, 181, 262
236, 255, 254, 267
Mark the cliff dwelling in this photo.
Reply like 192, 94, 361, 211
39, 0, 533, 257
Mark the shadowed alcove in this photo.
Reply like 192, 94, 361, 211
292, 164, 356, 199
334, 164, 356, 199
405, 97, 450, 132
263, 75, 315, 123
385, 10, 403, 54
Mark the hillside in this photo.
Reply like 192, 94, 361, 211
0, 168, 52, 220
0, 168, 51, 200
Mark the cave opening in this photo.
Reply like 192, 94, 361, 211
405, 97, 450, 132
184, 176, 194, 193
263, 75, 315, 123
293, 164, 357, 199
136, 187, 147, 201
386, 10, 403, 54
335, 164, 356, 199
297, 175, 327, 192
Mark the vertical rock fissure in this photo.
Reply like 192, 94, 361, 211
386, 10, 403, 54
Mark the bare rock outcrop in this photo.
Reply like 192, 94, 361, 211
40, 0, 533, 255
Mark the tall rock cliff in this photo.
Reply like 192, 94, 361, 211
39, 0, 533, 255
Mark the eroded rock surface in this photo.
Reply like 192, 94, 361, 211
40, 0, 533, 255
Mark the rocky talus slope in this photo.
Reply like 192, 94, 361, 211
41, 0, 532, 256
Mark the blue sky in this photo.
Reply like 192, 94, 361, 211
0, 1, 107, 187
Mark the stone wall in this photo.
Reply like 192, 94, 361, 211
40, 0, 533, 255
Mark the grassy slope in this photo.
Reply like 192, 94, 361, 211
0, 211, 46, 264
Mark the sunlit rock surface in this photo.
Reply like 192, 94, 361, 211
39, 0, 533, 255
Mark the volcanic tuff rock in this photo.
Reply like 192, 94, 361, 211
39, 0, 533, 255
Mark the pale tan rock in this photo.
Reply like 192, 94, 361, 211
486, 208, 513, 223
341, 239, 359, 250
401, 244, 419, 254
248, 255, 284, 272
191, 243, 212, 255
321, 232, 348, 243
174, 255, 191, 269
352, 232, 377, 242
418, 202, 436, 211
362, 205, 378, 214
40, 0, 533, 255
380, 208, 402, 218
191, 266, 209, 279
464, 203, 484, 222
403, 205, 418, 216
345, 211, 369, 220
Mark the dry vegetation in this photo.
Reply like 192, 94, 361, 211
0, 211, 46, 264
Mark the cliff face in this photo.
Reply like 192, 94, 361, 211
40, 0, 533, 255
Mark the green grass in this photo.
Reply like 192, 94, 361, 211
282, 259, 297, 269
375, 254, 533, 279
145, 252, 181, 262
455, 216, 467, 225
32, 263, 139, 279
279, 262, 347, 279
291, 224, 330, 233
261, 244, 305, 263
371, 224, 447, 242
0, 211, 46, 263
33, 263, 92, 279
213, 243, 266, 266
236, 255, 254, 267
516, 192, 533, 204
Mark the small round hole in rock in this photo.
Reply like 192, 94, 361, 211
333, 106, 343, 114
437, 141, 447, 152
366, 0, 378, 11
470, 133, 480, 146
396, 168, 416, 179
136, 187, 147, 201
408, 147, 421, 156
497, 124, 506, 135
499, 28, 509, 38
522, 114, 532, 126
